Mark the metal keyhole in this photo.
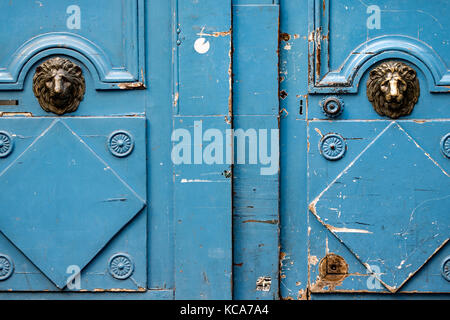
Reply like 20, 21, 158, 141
319, 253, 349, 281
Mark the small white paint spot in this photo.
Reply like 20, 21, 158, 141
180, 179, 213, 183
397, 260, 406, 269
194, 38, 210, 54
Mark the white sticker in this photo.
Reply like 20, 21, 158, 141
194, 38, 210, 54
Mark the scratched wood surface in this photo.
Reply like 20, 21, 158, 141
174, 0, 233, 299
280, 0, 450, 299
232, 2, 280, 300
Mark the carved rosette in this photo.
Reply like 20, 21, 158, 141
108, 253, 134, 280
0, 131, 13, 158
320, 133, 346, 161
0, 254, 14, 281
33, 57, 86, 115
108, 131, 134, 157
441, 133, 450, 159
367, 61, 420, 119
442, 256, 450, 282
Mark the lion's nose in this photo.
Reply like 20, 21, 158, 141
54, 79, 62, 93
389, 79, 399, 97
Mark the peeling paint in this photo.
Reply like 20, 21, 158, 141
314, 127, 323, 137
256, 276, 272, 292
0, 112, 33, 117
308, 255, 319, 266
325, 225, 372, 234
173, 92, 179, 107
197, 28, 231, 38
242, 219, 278, 224
310, 254, 349, 292
297, 289, 309, 300
117, 82, 146, 90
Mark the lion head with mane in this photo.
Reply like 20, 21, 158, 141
33, 57, 85, 115
367, 61, 420, 119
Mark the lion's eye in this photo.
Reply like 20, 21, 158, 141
380, 83, 389, 92
46, 81, 53, 89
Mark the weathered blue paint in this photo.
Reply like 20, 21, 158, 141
173, 0, 233, 299
0, 0, 166, 297
280, 0, 449, 299
232, 2, 280, 300
0, 117, 146, 291
0, 0, 145, 90
0, 0, 448, 300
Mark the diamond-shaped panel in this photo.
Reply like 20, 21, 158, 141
310, 122, 450, 292
0, 120, 145, 289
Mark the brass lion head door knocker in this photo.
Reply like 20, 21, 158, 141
367, 61, 420, 119
33, 57, 86, 115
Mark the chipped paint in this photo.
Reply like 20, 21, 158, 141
173, 92, 179, 107
92, 287, 146, 292
117, 82, 146, 90
308, 255, 319, 266
180, 179, 216, 183
310, 254, 349, 292
256, 276, 272, 291
0, 112, 33, 117
242, 219, 278, 224
297, 289, 309, 300
197, 28, 231, 38
325, 225, 372, 234
314, 127, 323, 137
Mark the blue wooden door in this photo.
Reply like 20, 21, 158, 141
0, 0, 149, 293
0, 0, 233, 299
1, 0, 448, 300
279, 0, 449, 299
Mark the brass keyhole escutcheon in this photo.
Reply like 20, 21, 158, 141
318, 253, 349, 282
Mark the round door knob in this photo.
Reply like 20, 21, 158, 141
321, 96, 344, 118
